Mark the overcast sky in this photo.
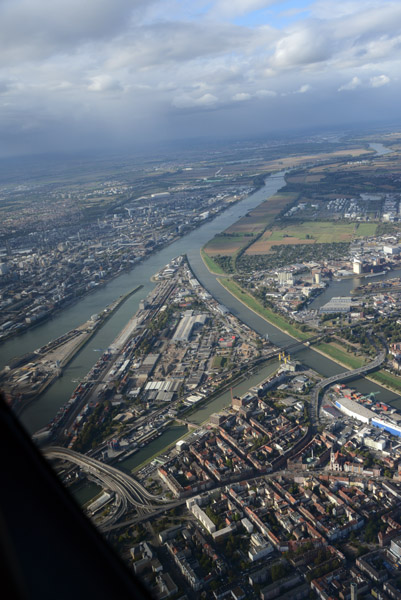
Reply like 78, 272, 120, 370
0, 0, 400, 157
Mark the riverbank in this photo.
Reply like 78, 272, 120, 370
13, 173, 287, 435
0, 262, 144, 346
128, 360, 282, 474
209, 266, 401, 397
10, 285, 143, 417
200, 248, 227, 275
218, 277, 311, 342
0, 182, 252, 349
311, 341, 401, 394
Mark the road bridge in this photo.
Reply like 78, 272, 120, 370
310, 350, 386, 423
174, 419, 199, 429
44, 446, 177, 528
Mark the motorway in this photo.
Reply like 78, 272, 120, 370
103, 464, 399, 532
43, 447, 179, 529
44, 346, 386, 534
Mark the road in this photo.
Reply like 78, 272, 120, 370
43, 446, 179, 529
310, 350, 386, 423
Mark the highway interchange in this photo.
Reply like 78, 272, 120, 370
44, 446, 180, 529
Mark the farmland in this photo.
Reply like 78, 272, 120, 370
203, 191, 297, 258
245, 221, 377, 255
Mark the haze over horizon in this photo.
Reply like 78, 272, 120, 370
1, 0, 400, 158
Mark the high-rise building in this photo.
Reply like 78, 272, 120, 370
353, 260, 362, 274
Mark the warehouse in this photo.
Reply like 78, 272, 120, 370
371, 418, 401, 438
335, 397, 376, 424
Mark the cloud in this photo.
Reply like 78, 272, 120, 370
255, 89, 277, 97
370, 74, 390, 87
0, 79, 13, 94
296, 84, 311, 93
172, 93, 219, 109
0, 0, 149, 64
272, 28, 332, 68
88, 75, 123, 92
233, 92, 251, 101
338, 76, 362, 91
0, 0, 401, 156
211, 0, 276, 18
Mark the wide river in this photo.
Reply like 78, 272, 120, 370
1, 155, 400, 441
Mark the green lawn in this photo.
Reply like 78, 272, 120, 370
268, 221, 357, 244
314, 342, 366, 369
314, 343, 401, 393
369, 370, 401, 393
219, 278, 310, 341
201, 249, 226, 275
212, 355, 228, 370
356, 223, 378, 237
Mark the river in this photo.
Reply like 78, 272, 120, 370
7, 141, 394, 502
3, 173, 287, 433
369, 142, 393, 156
3, 157, 400, 438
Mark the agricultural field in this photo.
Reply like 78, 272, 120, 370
245, 221, 377, 255
203, 192, 297, 257
202, 232, 253, 256
200, 249, 229, 274
258, 146, 373, 173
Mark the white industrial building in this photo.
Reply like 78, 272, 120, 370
320, 297, 355, 314
172, 311, 208, 342
334, 397, 376, 424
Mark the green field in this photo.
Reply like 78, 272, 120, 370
212, 355, 228, 370
268, 221, 375, 244
369, 371, 401, 393
314, 342, 366, 369
200, 249, 227, 275
219, 278, 310, 341
355, 223, 378, 237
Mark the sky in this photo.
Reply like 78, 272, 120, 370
0, 0, 400, 157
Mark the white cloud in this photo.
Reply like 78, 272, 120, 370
370, 74, 390, 87
338, 76, 361, 91
88, 75, 122, 92
272, 28, 332, 68
297, 84, 311, 93
0, 0, 401, 155
233, 92, 251, 101
172, 93, 218, 109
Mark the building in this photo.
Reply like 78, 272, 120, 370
390, 536, 401, 560
320, 297, 354, 314
334, 397, 376, 424
248, 534, 274, 562
353, 260, 362, 275
190, 504, 216, 534
278, 271, 294, 286
371, 417, 401, 438
383, 245, 400, 255
172, 311, 208, 342
232, 396, 245, 411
